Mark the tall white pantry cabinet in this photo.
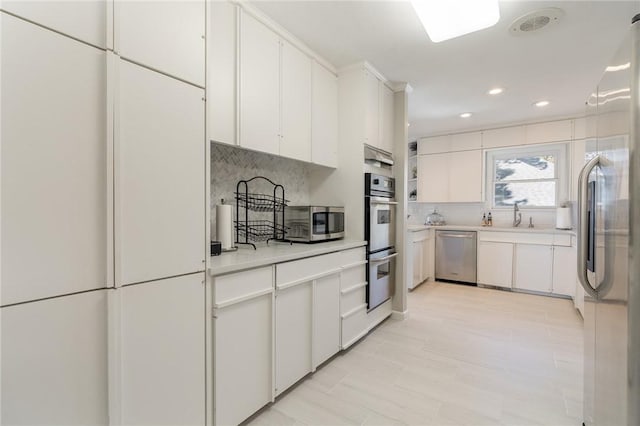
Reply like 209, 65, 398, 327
1, 2, 207, 425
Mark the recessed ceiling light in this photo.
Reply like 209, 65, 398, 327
488, 87, 504, 95
534, 100, 550, 107
410, 0, 500, 43
460, 112, 472, 118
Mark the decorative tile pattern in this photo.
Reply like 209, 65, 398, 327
210, 143, 310, 238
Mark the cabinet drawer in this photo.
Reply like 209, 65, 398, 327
341, 247, 366, 266
213, 267, 273, 306
341, 304, 368, 349
553, 234, 572, 247
411, 230, 429, 243
478, 231, 554, 245
340, 284, 366, 315
276, 252, 341, 287
340, 264, 366, 291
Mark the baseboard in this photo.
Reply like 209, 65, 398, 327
391, 309, 409, 320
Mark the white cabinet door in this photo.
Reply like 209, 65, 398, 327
514, 244, 553, 293
422, 236, 434, 282
313, 273, 341, 368
482, 126, 525, 149
115, 0, 205, 86
311, 62, 338, 167
120, 274, 205, 426
1, 291, 108, 425
1, 0, 108, 48
552, 246, 577, 297
364, 69, 380, 148
449, 150, 483, 202
1, 15, 108, 305
239, 10, 280, 155
208, 0, 237, 146
275, 282, 313, 395
417, 153, 449, 202
281, 40, 311, 162
450, 131, 482, 152
477, 241, 513, 288
379, 83, 395, 154
214, 293, 273, 426
411, 241, 423, 289
418, 135, 450, 155
525, 120, 572, 145
118, 61, 205, 286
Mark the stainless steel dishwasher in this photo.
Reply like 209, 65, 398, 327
435, 230, 477, 284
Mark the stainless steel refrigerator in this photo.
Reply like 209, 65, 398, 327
576, 13, 640, 426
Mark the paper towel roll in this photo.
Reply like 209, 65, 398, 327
556, 207, 572, 230
216, 204, 234, 250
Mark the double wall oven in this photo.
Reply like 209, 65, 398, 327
364, 173, 397, 311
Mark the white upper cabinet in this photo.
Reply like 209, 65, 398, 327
525, 120, 572, 144
117, 60, 205, 286
1, 291, 109, 425
208, 0, 237, 146
417, 153, 449, 203
482, 125, 525, 149
1, 15, 108, 305
281, 39, 312, 162
418, 135, 450, 154
380, 83, 395, 154
239, 9, 280, 155
1, 0, 109, 48
450, 131, 482, 151
364, 69, 380, 149
417, 149, 482, 203
115, 0, 205, 86
448, 150, 483, 202
311, 62, 338, 167
362, 68, 395, 154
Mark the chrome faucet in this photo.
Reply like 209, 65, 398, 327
513, 203, 522, 227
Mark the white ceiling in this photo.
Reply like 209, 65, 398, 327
248, 0, 639, 139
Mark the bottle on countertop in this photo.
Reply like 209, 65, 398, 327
487, 212, 493, 226
481, 213, 487, 226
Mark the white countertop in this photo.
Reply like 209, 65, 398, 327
407, 224, 576, 235
209, 239, 367, 276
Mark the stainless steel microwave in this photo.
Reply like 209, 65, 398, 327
285, 206, 345, 242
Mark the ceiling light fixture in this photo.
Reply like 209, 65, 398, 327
410, 0, 500, 43
534, 100, 550, 107
488, 87, 504, 95
460, 112, 472, 118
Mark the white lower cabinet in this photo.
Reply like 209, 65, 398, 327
477, 241, 514, 288
213, 267, 274, 426
275, 281, 313, 395
1, 291, 108, 425
211, 247, 368, 423
313, 273, 341, 367
409, 230, 434, 290
120, 274, 205, 426
552, 245, 577, 297
339, 248, 369, 349
514, 244, 554, 293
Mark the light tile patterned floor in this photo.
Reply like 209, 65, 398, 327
246, 281, 584, 426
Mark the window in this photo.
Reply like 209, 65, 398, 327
486, 143, 568, 208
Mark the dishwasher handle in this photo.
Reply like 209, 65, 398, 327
437, 233, 475, 239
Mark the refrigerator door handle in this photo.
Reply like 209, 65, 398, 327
577, 155, 602, 299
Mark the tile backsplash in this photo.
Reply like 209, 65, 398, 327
210, 143, 310, 239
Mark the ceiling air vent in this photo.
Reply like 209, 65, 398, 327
509, 8, 564, 36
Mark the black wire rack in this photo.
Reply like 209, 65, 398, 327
235, 176, 289, 249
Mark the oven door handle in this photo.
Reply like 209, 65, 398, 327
370, 252, 398, 263
370, 200, 398, 205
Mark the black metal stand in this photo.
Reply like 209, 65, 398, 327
235, 176, 289, 249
